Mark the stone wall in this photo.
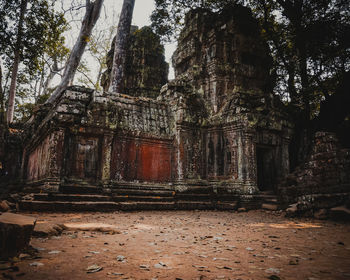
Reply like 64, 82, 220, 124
110, 135, 173, 182
278, 131, 350, 215
0, 127, 23, 186
23, 86, 175, 190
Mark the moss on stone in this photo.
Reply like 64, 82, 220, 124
101, 26, 168, 98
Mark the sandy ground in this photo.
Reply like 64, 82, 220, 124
1, 210, 350, 280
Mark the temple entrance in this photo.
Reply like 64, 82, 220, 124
256, 147, 275, 191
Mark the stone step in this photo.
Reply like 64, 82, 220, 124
19, 197, 260, 211
179, 186, 213, 194
19, 200, 119, 212
112, 195, 174, 202
260, 197, 278, 204
329, 206, 350, 221
175, 193, 212, 200
215, 201, 239, 210
59, 184, 102, 194
216, 195, 241, 202
259, 190, 275, 195
261, 203, 279, 211
118, 201, 175, 211
33, 193, 111, 202
176, 200, 215, 210
112, 183, 174, 191
258, 194, 278, 199
111, 188, 175, 197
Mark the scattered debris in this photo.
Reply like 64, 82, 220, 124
33, 223, 65, 237
48, 250, 61, 255
86, 264, 103, 273
64, 223, 121, 234
267, 275, 281, 280
107, 272, 124, 276
154, 262, 166, 269
139, 264, 150, 270
116, 255, 125, 262
29, 262, 44, 267
265, 268, 280, 274
88, 251, 100, 254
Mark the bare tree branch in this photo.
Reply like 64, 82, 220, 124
46, 0, 104, 104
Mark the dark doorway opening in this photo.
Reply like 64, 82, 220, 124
256, 147, 275, 191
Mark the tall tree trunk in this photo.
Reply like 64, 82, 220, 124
109, 0, 135, 93
6, 0, 28, 124
0, 57, 5, 124
298, 44, 310, 121
286, 63, 297, 104
46, 0, 104, 104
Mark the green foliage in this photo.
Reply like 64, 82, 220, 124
151, 0, 243, 42
251, 0, 349, 119
76, 24, 117, 91
0, 0, 69, 122
151, 0, 350, 120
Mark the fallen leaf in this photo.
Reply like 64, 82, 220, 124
29, 262, 44, 267
86, 264, 103, 273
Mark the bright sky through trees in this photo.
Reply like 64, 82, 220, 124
63, 0, 175, 86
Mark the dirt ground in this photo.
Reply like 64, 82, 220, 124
1, 210, 350, 280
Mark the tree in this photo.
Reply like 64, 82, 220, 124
0, 57, 5, 124
0, 0, 68, 122
151, 0, 350, 167
151, 0, 241, 42
249, 0, 350, 166
109, 0, 135, 93
6, 0, 28, 124
76, 24, 116, 90
46, 0, 104, 104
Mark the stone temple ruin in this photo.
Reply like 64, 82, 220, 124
15, 5, 293, 211
3, 5, 348, 214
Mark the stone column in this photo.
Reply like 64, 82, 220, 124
175, 127, 185, 182
46, 128, 65, 192
49, 128, 65, 179
101, 133, 113, 183
237, 130, 258, 194
280, 136, 291, 178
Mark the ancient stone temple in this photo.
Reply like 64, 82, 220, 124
19, 5, 292, 211
100, 26, 169, 99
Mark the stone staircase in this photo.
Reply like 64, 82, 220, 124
19, 182, 281, 212
20, 182, 175, 212
110, 183, 176, 210
257, 190, 280, 211
175, 186, 215, 210
19, 183, 118, 211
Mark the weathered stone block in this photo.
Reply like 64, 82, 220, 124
0, 213, 36, 260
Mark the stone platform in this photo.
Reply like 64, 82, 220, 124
20, 180, 273, 212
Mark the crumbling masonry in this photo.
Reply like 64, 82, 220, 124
19, 6, 294, 210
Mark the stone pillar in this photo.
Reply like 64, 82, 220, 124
101, 133, 113, 183
237, 130, 258, 194
280, 136, 291, 178
175, 127, 184, 182
49, 128, 65, 179
43, 128, 65, 192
